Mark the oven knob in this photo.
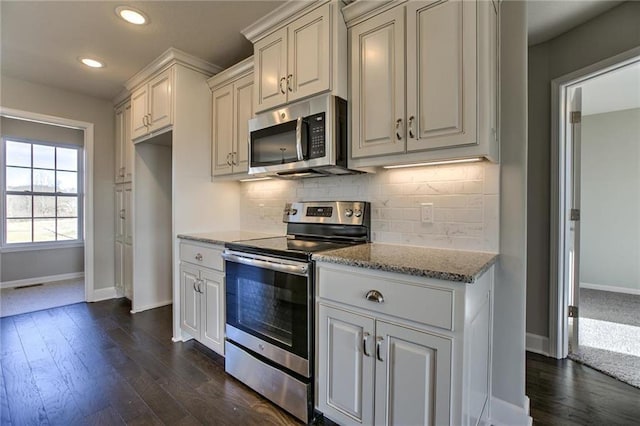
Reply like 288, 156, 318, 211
345, 208, 353, 217
354, 209, 362, 218
290, 208, 298, 215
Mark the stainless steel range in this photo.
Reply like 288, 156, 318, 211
222, 201, 370, 423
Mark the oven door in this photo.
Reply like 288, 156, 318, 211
222, 250, 312, 377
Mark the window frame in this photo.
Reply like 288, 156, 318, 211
1, 136, 84, 250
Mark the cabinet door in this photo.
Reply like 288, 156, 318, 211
124, 243, 133, 300
200, 269, 225, 355
374, 321, 452, 426
254, 27, 288, 112
130, 85, 149, 140
287, 3, 330, 102
317, 304, 375, 426
211, 83, 234, 176
148, 68, 173, 133
233, 74, 254, 174
180, 264, 200, 338
123, 102, 133, 182
114, 106, 125, 183
406, 0, 477, 151
115, 240, 124, 294
350, 6, 406, 159
123, 183, 133, 245
114, 185, 125, 241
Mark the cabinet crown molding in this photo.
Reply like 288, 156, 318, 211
125, 47, 223, 92
242, 0, 335, 43
113, 88, 131, 107
207, 56, 254, 90
342, 0, 403, 26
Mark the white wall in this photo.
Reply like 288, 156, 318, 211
580, 108, 640, 292
527, 1, 640, 338
240, 162, 500, 252
1, 75, 115, 290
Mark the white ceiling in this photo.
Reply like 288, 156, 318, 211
527, 0, 624, 46
0, 1, 285, 100
0, 1, 629, 101
581, 61, 640, 116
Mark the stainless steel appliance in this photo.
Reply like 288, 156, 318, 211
248, 94, 362, 178
222, 201, 371, 423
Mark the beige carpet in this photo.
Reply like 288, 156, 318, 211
0, 279, 85, 317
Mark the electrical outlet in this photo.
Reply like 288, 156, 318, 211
420, 203, 434, 223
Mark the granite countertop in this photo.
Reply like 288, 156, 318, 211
177, 231, 280, 246
312, 243, 498, 283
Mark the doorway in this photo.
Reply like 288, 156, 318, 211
550, 48, 640, 387
0, 107, 95, 310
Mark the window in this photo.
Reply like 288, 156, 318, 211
2, 138, 82, 246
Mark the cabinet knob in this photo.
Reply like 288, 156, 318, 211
287, 74, 293, 92
365, 289, 384, 303
362, 332, 371, 357
395, 118, 403, 141
195, 253, 203, 262
408, 116, 415, 139
376, 336, 384, 362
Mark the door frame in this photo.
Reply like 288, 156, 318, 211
548, 46, 640, 358
0, 107, 95, 302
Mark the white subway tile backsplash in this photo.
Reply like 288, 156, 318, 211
240, 162, 499, 252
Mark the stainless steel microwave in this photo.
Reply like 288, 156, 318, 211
248, 94, 361, 178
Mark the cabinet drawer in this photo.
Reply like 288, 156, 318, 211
180, 242, 224, 271
318, 266, 453, 331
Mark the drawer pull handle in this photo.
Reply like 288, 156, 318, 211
195, 253, 203, 262
376, 337, 384, 362
362, 332, 371, 357
365, 290, 384, 303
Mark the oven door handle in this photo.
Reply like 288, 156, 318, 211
222, 251, 309, 277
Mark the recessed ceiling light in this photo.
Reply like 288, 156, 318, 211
115, 6, 148, 25
79, 57, 105, 68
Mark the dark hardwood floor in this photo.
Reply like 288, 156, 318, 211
527, 352, 640, 425
3, 299, 640, 425
0, 299, 301, 425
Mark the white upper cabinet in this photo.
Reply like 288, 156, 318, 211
131, 68, 174, 141
350, 6, 405, 158
115, 101, 132, 183
246, 1, 346, 113
208, 57, 254, 177
345, 0, 499, 166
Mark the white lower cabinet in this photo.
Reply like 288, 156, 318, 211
316, 262, 493, 426
179, 241, 225, 355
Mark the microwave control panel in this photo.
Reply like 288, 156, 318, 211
308, 112, 326, 159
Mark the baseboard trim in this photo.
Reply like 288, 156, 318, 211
580, 282, 640, 295
490, 396, 532, 426
131, 299, 172, 314
91, 286, 117, 302
1, 272, 85, 289
526, 333, 550, 356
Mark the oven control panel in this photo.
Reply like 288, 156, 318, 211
283, 201, 368, 226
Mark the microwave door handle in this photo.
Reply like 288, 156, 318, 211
295, 116, 304, 161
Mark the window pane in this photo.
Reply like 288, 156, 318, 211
34, 219, 56, 242
57, 147, 78, 171
6, 167, 31, 191
57, 218, 78, 240
6, 219, 32, 243
56, 171, 78, 193
5, 141, 31, 167
57, 196, 78, 217
6, 195, 32, 218
34, 195, 56, 217
33, 169, 55, 192
33, 144, 55, 169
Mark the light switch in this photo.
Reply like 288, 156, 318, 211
421, 203, 434, 223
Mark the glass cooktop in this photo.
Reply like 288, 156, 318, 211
225, 236, 361, 261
